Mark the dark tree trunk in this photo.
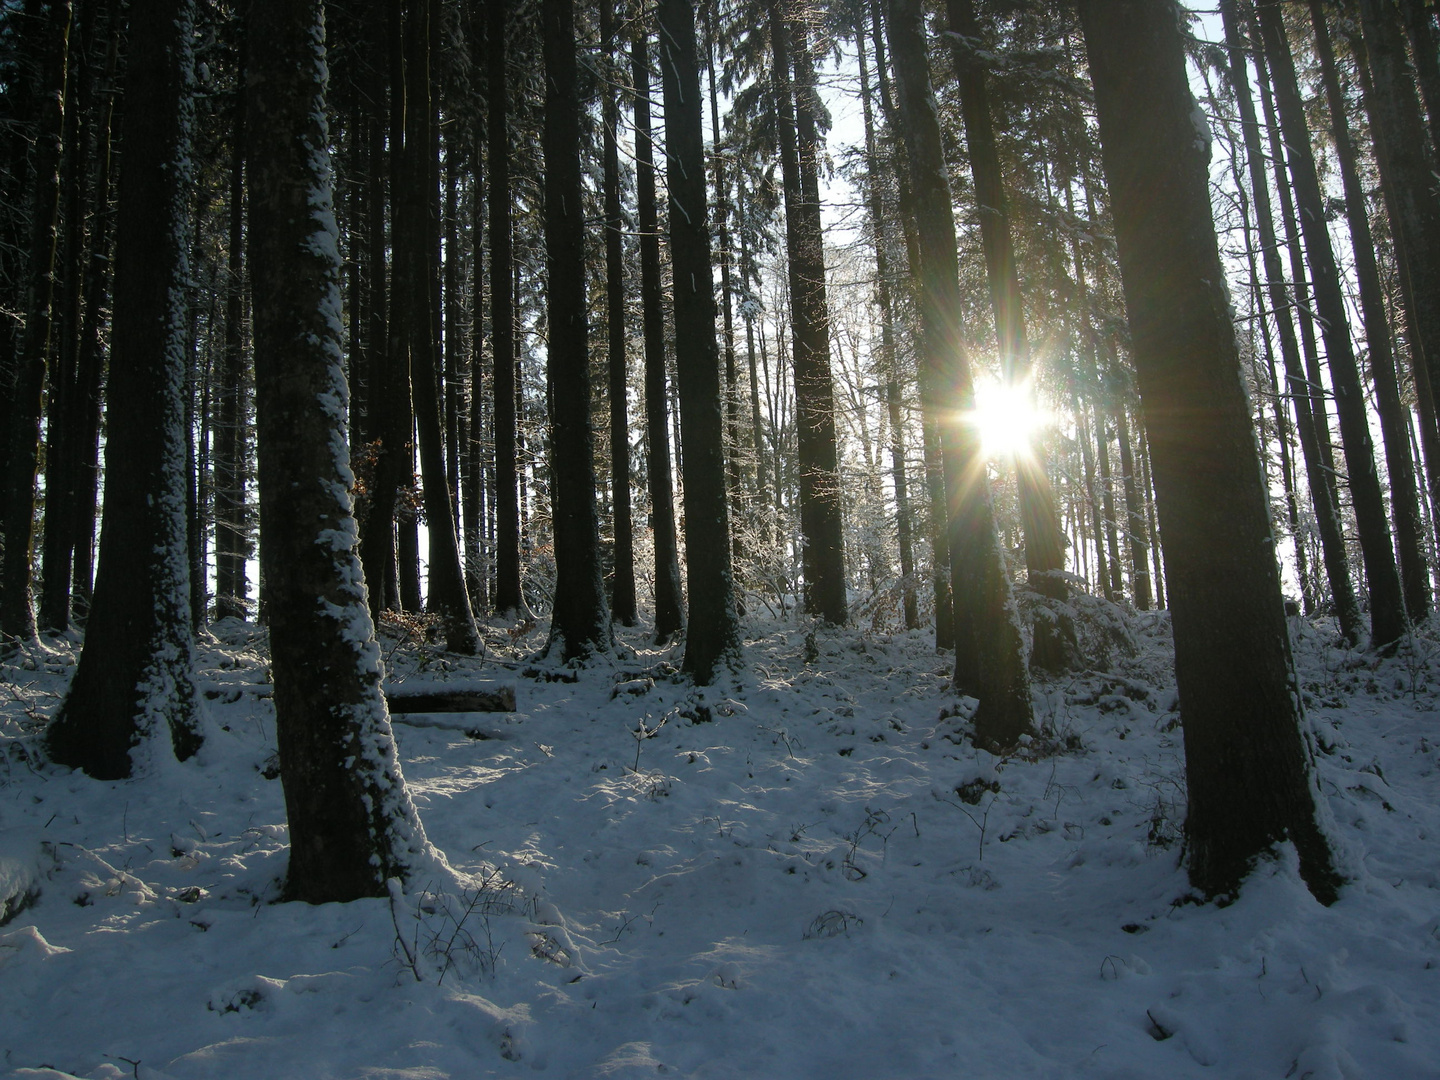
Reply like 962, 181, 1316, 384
659, 0, 741, 684
463, 12, 486, 613
542, 0, 610, 660
70, 10, 119, 619
1, 0, 70, 643
857, 14, 917, 630
45, 0, 203, 777
769, 0, 848, 626
1258, 0, 1405, 649
632, 25, 685, 641
245, 0, 431, 902
487, 0, 522, 617
1399, 0, 1440, 167
1310, 0, 1430, 622
602, 0, 636, 627
884, 0, 1031, 749
945, 0, 1066, 600
1236, 2, 1362, 640
215, 20, 250, 620
401, 0, 480, 654
869, 0, 953, 648
1356, 0, 1440, 544
1113, 394, 1152, 610
1080, 0, 1340, 904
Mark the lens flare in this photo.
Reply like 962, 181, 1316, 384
968, 378, 1048, 460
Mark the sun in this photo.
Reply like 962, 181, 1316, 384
968, 378, 1048, 460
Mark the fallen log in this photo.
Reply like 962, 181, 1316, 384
383, 684, 517, 713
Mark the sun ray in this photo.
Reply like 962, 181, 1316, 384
967, 377, 1049, 461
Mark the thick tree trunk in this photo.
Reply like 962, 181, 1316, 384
542, 0, 610, 660
659, 0, 741, 684
884, 0, 1031, 749
632, 26, 685, 642
769, 0, 848, 626
1080, 0, 1339, 904
1258, 0, 1405, 648
45, 0, 203, 777
245, 0, 431, 902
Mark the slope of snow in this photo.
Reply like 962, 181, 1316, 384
1, 608, 1436, 1079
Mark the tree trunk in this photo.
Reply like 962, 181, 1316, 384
769, 0, 848, 626
659, 0, 741, 684
1080, 0, 1339, 904
1310, 0, 1430, 622
45, 0, 203, 777
945, 0, 1066, 600
246, 0, 432, 902
632, 25, 685, 641
1236, 1, 1362, 640
602, 0, 636, 627
884, 0, 1031, 749
1258, 0, 1405, 648
215, 22, 250, 620
856, 16, 917, 631
1, 0, 70, 643
487, 0, 521, 617
1355, 0, 1440, 545
542, 0, 610, 660
401, 0, 480, 654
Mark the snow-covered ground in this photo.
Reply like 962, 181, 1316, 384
2, 604, 1437, 1079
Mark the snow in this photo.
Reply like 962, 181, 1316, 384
2, 609, 1438, 1078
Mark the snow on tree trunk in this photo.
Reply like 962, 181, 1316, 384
246, 0, 432, 901
44, 0, 203, 779
1080, 0, 1341, 903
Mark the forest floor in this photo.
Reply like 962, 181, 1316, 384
1, 598, 1438, 1079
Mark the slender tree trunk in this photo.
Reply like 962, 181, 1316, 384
659, 0, 741, 682
246, 0, 431, 902
71, 9, 119, 619
602, 0, 636, 627
45, 0, 202, 776
1258, 0, 1405, 648
402, 0, 480, 654
1232, 0, 1361, 638
487, 0, 521, 616
215, 23, 250, 620
633, 25, 685, 641
769, 0, 848, 626
885, 0, 1031, 749
945, 0, 1065, 599
1, 0, 70, 643
543, 0, 610, 660
1080, 0, 1339, 905
1310, 0, 1430, 621
1355, 0, 1440, 541
1113, 394, 1151, 610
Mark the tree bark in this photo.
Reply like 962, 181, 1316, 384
1310, 0, 1430, 622
769, 0, 848, 626
632, 25, 685, 642
659, 0, 741, 683
45, 0, 203, 777
884, 0, 1031, 749
602, 0, 636, 627
1257, 0, 1405, 648
1080, 0, 1339, 904
542, 0, 610, 660
245, 0, 431, 901
1, 0, 70, 643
